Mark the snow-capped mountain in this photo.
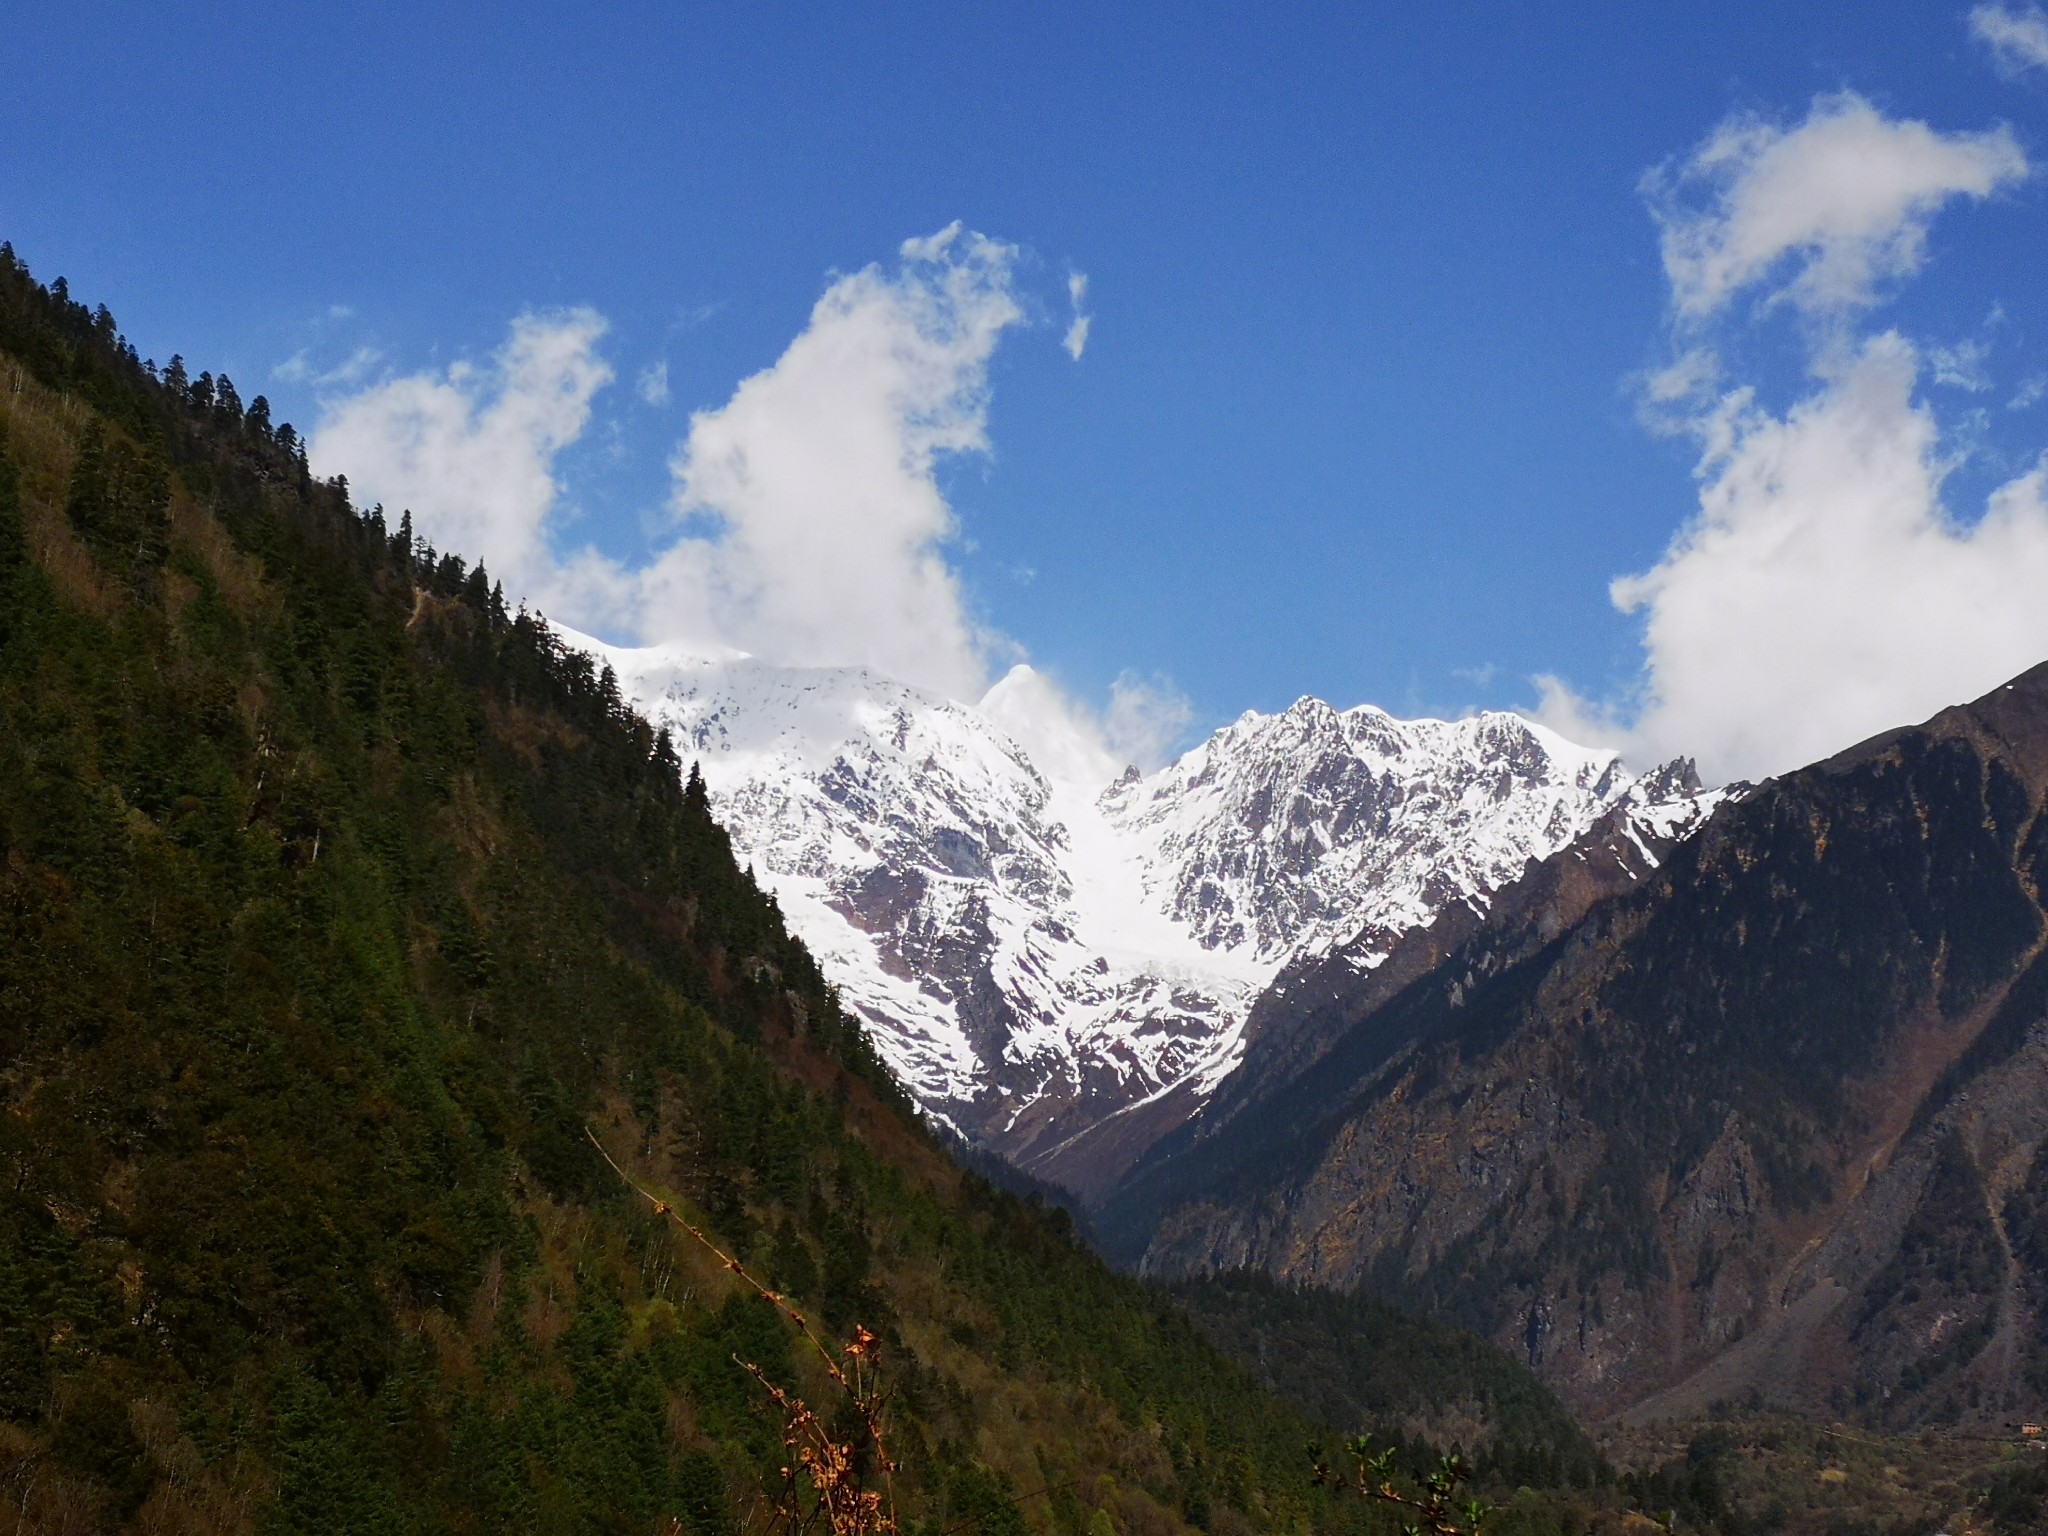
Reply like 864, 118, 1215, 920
569, 628, 1723, 1198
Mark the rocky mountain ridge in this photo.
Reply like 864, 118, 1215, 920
1107, 661, 2048, 1430
575, 630, 1723, 1197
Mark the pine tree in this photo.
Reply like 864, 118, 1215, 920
66, 419, 113, 547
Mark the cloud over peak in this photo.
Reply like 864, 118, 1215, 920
1541, 93, 2048, 783
639, 222, 1023, 699
307, 227, 1182, 776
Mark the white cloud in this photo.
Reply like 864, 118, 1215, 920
1063, 270, 1093, 361
1647, 92, 2025, 318
980, 666, 1119, 785
309, 309, 624, 617
319, 346, 384, 388
2012, 373, 2047, 410
1541, 334, 2048, 783
1975, 3, 2048, 71
637, 360, 670, 406
979, 665, 1192, 782
1539, 97, 2048, 784
634, 221, 1023, 698
1104, 671, 1194, 767
307, 226, 1170, 783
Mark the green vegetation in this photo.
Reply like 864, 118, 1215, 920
1600, 1407, 2048, 1536
0, 244, 1358, 1536
1166, 1274, 1602, 1490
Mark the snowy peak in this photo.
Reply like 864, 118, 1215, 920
1101, 700, 1642, 967
570, 626, 1722, 1198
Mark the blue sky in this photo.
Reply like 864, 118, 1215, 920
8, 2, 2048, 779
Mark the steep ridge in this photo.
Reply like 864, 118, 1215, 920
1098, 765, 1737, 1257
1116, 663, 2048, 1428
578, 634, 1720, 1200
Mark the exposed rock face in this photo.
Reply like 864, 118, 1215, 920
567, 629, 1718, 1199
1108, 663, 2048, 1428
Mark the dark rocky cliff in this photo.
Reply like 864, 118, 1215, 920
1105, 665, 2048, 1426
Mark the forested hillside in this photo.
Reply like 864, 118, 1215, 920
0, 247, 1275, 1536
0, 248, 1666, 1535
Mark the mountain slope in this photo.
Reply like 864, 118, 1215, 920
0, 246, 1460, 1536
1115, 660, 2048, 1427
583, 635, 1721, 1201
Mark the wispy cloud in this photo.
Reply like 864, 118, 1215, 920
1974, 3, 2048, 71
1929, 336, 1993, 391
978, 664, 1193, 780
1063, 270, 1093, 361
1540, 94, 2048, 784
274, 342, 383, 389
636, 360, 670, 406
1646, 92, 2024, 319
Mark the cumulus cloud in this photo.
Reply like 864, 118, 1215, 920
312, 231, 1020, 698
306, 226, 1169, 781
309, 309, 625, 617
1647, 92, 2025, 318
1063, 271, 1093, 361
1975, 3, 2048, 71
634, 221, 1022, 698
1541, 336, 2048, 779
1539, 96, 2048, 784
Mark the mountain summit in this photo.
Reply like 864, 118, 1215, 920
577, 632, 1724, 1198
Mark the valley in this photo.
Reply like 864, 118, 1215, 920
8, 246, 2048, 1536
